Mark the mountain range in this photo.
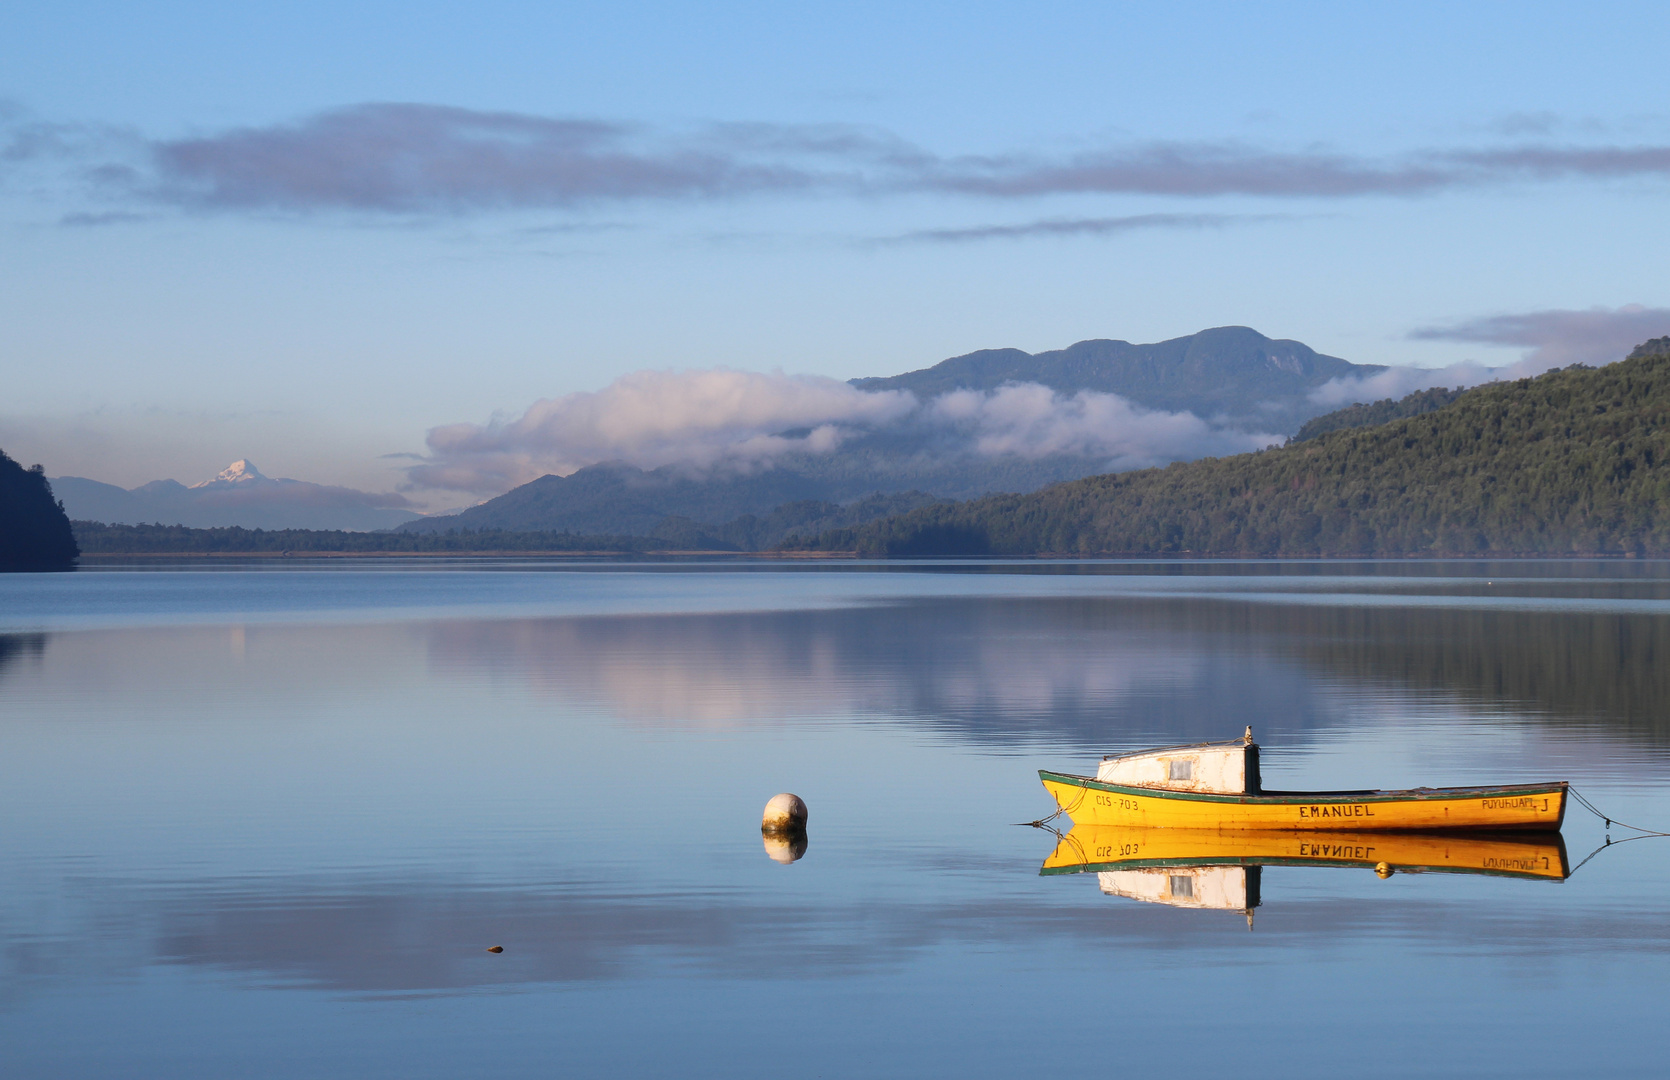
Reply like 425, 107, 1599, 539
53, 459, 421, 532
403, 325, 1385, 540
852, 324, 1378, 431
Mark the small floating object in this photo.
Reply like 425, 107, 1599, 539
761, 793, 808, 833
1040, 729, 1568, 832
1374, 861, 1394, 878
486, 946, 504, 953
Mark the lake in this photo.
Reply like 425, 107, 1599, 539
2, 559, 1667, 1078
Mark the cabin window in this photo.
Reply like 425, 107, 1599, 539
1168, 759, 1194, 781
1169, 875, 1195, 899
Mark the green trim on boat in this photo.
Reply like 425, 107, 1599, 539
1038, 770, 1568, 805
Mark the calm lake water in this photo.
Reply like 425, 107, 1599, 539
2, 559, 1668, 1078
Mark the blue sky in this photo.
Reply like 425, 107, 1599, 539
4, 1, 1670, 502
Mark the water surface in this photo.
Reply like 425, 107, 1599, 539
2, 560, 1667, 1077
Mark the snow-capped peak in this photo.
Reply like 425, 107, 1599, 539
191, 459, 266, 488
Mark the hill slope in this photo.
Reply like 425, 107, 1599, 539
400, 453, 1096, 537
852, 325, 1381, 431
1, 449, 79, 569
793, 346, 1670, 557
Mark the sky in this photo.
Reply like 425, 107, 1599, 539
4, 1, 1670, 506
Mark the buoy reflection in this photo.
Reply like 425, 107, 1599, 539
763, 829, 808, 864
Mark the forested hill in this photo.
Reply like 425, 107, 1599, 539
789, 345, 1670, 557
0, 449, 79, 569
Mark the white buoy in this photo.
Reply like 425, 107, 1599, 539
761, 792, 808, 833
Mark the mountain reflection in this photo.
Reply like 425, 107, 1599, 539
424, 600, 1342, 747
423, 593, 1670, 749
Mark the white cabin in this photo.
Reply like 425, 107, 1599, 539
1094, 735, 1261, 795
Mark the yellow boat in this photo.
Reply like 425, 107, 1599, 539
1040, 731, 1568, 832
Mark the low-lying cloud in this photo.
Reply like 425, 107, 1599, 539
408, 369, 916, 493
406, 368, 1280, 494
1310, 304, 1670, 406
929, 384, 1279, 468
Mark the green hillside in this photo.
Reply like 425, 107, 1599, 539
791, 345, 1670, 557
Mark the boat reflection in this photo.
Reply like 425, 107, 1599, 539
1041, 825, 1569, 922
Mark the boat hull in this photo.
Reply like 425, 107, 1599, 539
1040, 771, 1567, 831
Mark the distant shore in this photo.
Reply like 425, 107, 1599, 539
71, 549, 1655, 561
73, 549, 860, 560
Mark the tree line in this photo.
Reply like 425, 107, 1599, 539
70, 522, 711, 555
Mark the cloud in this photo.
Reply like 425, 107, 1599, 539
1444, 145, 1670, 181
58, 210, 154, 227
143, 104, 862, 212
927, 384, 1280, 468
879, 212, 1282, 244
939, 141, 1670, 199
407, 368, 918, 493
1309, 304, 1670, 407
1307, 361, 1518, 407
407, 368, 1279, 494
1409, 304, 1670, 367
14, 101, 1670, 218
0, 105, 142, 183
1487, 112, 1563, 137
926, 143, 1460, 198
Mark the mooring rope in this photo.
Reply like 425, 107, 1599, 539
1568, 786, 1670, 839
1561, 786, 1670, 877
1014, 805, 1067, 829
1014, 781, 1087, 829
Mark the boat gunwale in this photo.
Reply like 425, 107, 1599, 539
1039, 770, 1570, 806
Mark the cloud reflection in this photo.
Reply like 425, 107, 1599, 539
4, 869, 1637, 996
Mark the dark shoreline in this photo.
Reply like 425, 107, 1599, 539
70, 549, 1663, 561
